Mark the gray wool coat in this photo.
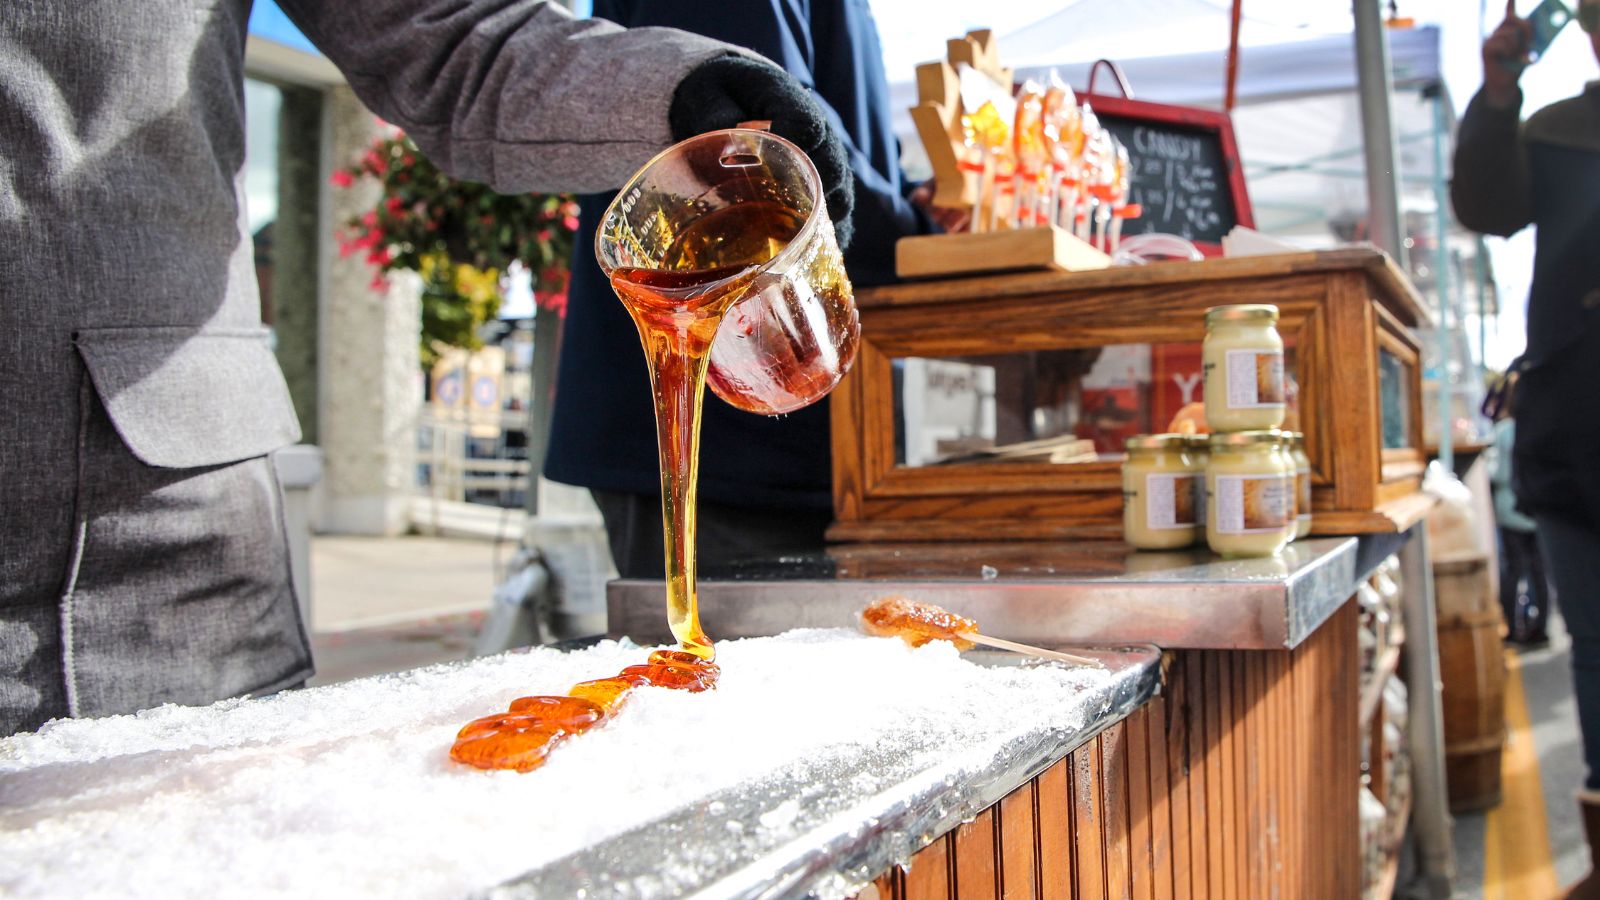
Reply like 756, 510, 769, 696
0, 0, 738, 735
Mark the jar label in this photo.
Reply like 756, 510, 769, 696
1213, 474, 1292, 534
1144, 473, 1198, 530
1224, 349, 1285, 409
1297, 467, 1312, 519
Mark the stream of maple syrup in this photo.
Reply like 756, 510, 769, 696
609, 200, 803, 661
449, 200, 802, 773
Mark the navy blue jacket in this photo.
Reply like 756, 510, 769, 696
1452, 84, 1600, 529
544, 0, 933, 509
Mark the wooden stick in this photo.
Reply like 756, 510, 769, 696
961, 631, 1105, 668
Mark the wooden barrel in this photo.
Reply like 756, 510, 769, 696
1433, 553, 1508, 813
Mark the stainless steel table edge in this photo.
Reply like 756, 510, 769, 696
485, 645, 1161, 900
609, 538, 1364, 651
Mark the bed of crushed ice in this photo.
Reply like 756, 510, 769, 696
0, 628, 1113, 899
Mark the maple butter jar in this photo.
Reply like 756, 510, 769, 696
1205, 430, 1295, 558
1203, 304, 1286, 432
1183, 434, 1211, 532
1122, 434, 1202, 550
1288, 431, 1313, 538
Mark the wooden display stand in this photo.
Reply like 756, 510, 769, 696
896, 226, 1110, 280
865, 604, 1365, 899
830, 247, 1432, 543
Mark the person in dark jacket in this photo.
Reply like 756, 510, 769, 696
1451, 1, 1600, 893
544, 0, 948, 576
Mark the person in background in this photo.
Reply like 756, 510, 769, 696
1486, 374, 1549, 645
544, 0, 957, 577
1451, 1, 1600, 893
0, 0, 852, 737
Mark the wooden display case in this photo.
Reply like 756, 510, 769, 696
830, 248, 1431, 543
865, 604, 1365, 900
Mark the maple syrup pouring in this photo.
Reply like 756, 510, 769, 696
448, 200, 798, 773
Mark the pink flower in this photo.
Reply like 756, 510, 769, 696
385, 197, 405, 217
562, 215, 579, 231
539, 290, 568, 317
537, 229, 552, 242
330, 169, 355, 188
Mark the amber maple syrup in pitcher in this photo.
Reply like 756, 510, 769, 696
448, 129, 854, 773
609, 201, 806, 660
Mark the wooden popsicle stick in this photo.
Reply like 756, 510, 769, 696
960, 631, 1105, 668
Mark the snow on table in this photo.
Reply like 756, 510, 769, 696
0, 629, 1150, 899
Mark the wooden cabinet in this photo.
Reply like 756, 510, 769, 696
830, 248, 1431, 543
867, 603, 1364, 900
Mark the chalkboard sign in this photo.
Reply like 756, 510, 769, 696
1080, 93, 1254, 255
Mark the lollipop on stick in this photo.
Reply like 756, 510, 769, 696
1088, 132, 1121, 251
1069, 105, 1104, 241
1012, 81, 1047, 229
1108, 141, 1142, 254
960, 103, 1010, 233
1080, 126, 1116, 247
860, 595, 1104, 668
958, 65, 1016, 233
1042, 75, 1082, 232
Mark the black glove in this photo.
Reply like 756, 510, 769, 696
669, 54, 855, 250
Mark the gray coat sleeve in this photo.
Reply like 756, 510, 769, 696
276, 1, 743, 194
1449, 87, 1533, 238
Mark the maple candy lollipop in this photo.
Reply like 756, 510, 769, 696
1042, 75, 1082, 231
1108, 140, 1143, 254
1083, 127, 1118, 249
1011, 81, 1048, 229
860, 596, 1103, 667
1068, 105, 1104, 239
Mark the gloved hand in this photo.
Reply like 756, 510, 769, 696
669, 54, 855, 250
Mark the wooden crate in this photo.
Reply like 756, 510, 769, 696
830, 248, 1430, 542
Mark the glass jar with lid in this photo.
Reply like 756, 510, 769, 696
1203, 304, 1286, 432
1182, 434, 1211, 533
1287, 431, 1313, 539
1122, 434, 1202, 549
1205, 430, 1295, 558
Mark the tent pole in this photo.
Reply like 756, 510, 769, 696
1475, 236, 1489, 371
1225, 0, 1243, 111
1352, 0, 1407, 266
1431, 87, 1455, 474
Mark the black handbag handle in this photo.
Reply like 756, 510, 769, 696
1481, 354, 1527, 421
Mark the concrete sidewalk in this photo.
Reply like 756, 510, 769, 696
1449, 614, 1590, 898
304, 534, 507, 685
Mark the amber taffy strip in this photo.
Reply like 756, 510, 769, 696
449, 650, 720, 772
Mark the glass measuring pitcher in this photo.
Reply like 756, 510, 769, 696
596, 128, 858, 416
595, 128, 856, 661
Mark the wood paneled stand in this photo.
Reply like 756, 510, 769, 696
831, 249, 1431, 544
868, 603, 1363, 900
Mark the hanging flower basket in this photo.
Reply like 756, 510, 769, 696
333, 131, 579, 366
